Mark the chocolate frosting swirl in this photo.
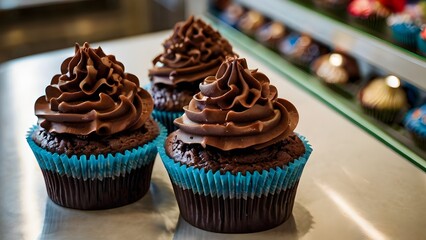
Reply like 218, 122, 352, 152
174, 57, 299, 150
35, 42, 154, 136
149, 16, 234, 86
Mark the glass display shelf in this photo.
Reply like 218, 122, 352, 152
233, 0, 426, 92
205, 13, 426, 171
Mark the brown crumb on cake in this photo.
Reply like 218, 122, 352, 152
165, 132, 305, 175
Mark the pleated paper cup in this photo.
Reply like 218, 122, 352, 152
159, 134, 313, 233
152, 109, 184, 134
27, 123, 167, 210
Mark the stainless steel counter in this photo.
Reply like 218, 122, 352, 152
0, 31, 425, 240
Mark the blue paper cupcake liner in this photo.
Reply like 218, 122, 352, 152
152, 109, 184, 134
403, 108, 426, 149
158, 134, 312, 199
27, 122, 167, 181
391, 23, 420, 48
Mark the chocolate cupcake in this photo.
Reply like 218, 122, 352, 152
311, 52, 360, 85
148, 16, 235, 133
158, 57, 313, 233
27, 43, 166, 210
358, 75, 408, 123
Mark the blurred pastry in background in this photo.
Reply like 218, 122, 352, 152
313, 0, 350, 11
378, 0, 406, 13
220, 3, 245, 28
358, 75, 408, 123
278, 33, 329, 68
255, 21, 286, 49
347, 0, 391, 29
237, 10, 265, 36
404, 104, 426, 150
417, 26, 426, 56
311, 52, 360, 85
387, 13, 421, 48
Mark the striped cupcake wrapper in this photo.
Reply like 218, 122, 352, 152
158, 134, 313, 199
27, 122, 167, 181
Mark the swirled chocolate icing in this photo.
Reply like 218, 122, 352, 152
35, 42, 154, 136
174, 57, 299, 151
149, 16, 234, 87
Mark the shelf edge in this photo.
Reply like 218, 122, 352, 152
235, 0, 426, 92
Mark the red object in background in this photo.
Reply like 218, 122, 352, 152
378, 0, 406, 13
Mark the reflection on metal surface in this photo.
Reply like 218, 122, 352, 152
319, 183, 386, 240
37, 160, 179, 239
173, 202, 313, 239
174, 215, 297, 240
13, 61, 43, 239
20, 156, 42, 239
147, 174, 181, 236
40, 200, 66, 236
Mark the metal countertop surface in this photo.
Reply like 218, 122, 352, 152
0, 31, 425, 240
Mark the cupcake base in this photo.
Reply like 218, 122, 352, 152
172, 182, 299, 233
348, 15, 386, 32
361, 105, 402, 124
27, 122, 167, 210
41, 161, 155, 210
390, 26, 419, 49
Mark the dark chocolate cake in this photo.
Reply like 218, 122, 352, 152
166, 132, 305, 175
32, 118, 159, 157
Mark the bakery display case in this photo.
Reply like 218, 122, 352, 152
2, 30, 425, 239
207, 0, 426, 170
